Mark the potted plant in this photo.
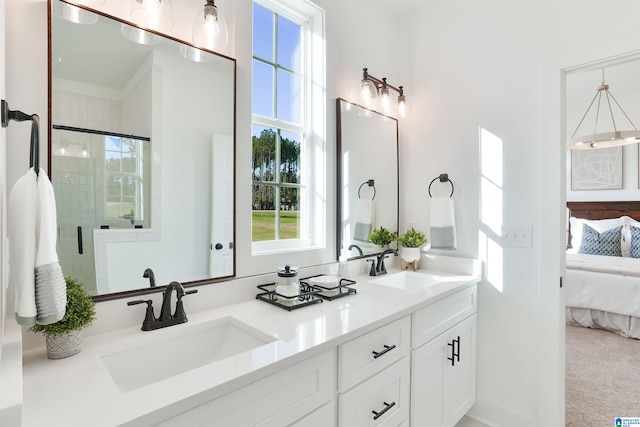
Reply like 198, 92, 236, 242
396, 228, 428, 263
29, 276, 96, 359
368, 226, 397, 249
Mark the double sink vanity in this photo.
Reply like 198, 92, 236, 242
21, 256, 480, 426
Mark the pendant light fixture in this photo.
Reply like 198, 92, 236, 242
568, 69, 640, 150
130, 0, 174, 32
360, 68, 408, 118
192, 0, 229, 51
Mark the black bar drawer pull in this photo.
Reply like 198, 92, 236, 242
372, 401, 396, 420
372, 344, 396, 359
77, 226, 83, 254
447, 336, 461, 366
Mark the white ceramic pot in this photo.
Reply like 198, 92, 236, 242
400, 247, 421, 263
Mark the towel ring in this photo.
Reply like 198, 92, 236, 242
358, 179, 376, 200
428, 173, 454, 198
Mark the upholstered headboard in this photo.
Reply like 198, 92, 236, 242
567, 201, 640, 222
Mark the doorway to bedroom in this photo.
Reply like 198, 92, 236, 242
564, 53, 640, 425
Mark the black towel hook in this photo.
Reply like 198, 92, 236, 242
1, 100, 40, 176
358, 179, 376, 200
428, 173, 454, 198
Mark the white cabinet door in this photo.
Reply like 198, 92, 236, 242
290, 400, 336, 427
412, 314, 477, 427
446, 315, 477, 425
157, 349, 336, 427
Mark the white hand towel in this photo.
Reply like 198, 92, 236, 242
430, 196, 457, 250
353, 198, 373, 242
9, 168, 39, 326
34, 169, 66, 325
9, 168, 66, 326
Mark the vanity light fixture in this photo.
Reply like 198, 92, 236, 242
130, 0, 174, 32
360, 68, 408, 118
568, 69, 640, 150
52, 0, 99, 25
192, 0, 229, 51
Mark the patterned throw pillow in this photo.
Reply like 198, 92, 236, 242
578, 224, 622, 256
630, 226, 640, 258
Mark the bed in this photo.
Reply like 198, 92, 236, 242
565, 201, 640, 340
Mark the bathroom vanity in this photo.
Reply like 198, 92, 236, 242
21, 257, 480, 426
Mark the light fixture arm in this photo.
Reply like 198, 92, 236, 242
362, 68, 404, 96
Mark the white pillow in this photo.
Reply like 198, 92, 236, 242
568, 216, 628, 254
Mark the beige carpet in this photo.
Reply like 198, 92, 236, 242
566, 325, 640, 426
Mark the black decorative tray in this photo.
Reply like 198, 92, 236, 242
300, 274, 357, 301
256, 282, 323, 311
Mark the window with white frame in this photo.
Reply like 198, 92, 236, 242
251, 0, 325, 254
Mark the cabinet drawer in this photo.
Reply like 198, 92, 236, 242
339, 356, 410, 426
338, 316, 411, 392
412, 285, 476, 348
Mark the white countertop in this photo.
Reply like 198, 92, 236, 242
22, 264, 480, 426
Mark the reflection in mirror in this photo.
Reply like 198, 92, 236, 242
50, 2, 236, 299
336, 99, 399, 260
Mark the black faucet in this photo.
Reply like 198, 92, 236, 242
348, 244, 363, 256
143, 268, 156, 287
368, 248, 398, 276
127, 281, 198, 331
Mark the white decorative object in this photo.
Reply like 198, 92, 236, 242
400, 247, 421, 263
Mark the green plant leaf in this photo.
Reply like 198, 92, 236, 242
29, 277, 96, 338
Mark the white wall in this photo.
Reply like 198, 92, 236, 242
398, 2, 640, 426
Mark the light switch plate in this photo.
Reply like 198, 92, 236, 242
502, 225, 533, 248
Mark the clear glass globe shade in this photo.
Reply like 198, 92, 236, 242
120, 23, 160, 45
192, 7, 229, 51
130, 0, 174, 31
360, 79, 378, 109
53, 0, 98, 24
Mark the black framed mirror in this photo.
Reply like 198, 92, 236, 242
336, 98, 399, 260
48, 1, 236, 300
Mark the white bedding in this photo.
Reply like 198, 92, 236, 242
566, 253, 640, 318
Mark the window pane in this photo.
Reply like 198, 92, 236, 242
108, 175, 121, 194
279, 187, 299, 240
121, 153, 136, 173
105, 151, 120, 172
252, 59, 274, 117
252, 125, 277, 183
280, 130, 300, 184
122, 176, 136, 197
253, 3, 274, 61
252, 185, 276, 241
105, 135, 120, 151
277, 15, 301, 72
277, 68, 301, 124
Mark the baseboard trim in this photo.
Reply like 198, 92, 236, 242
466, 397, 537, 427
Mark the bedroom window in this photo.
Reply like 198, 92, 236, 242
251, 0, 325, 254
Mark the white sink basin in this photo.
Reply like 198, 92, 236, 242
370, 270, 474, 290
370, 270, 439, 289
98, 316, 276, 392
